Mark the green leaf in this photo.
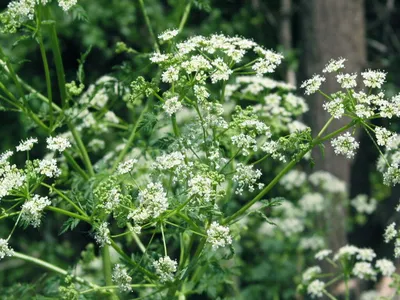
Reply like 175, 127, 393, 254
77, 45, 92, 83
137, 112, 158, 134
59, 217, 80, 235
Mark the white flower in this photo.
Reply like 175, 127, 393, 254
331, 132, 359, 159
207, 221, 232, 250
0, 238, 14, 260
384, 222, 397, 243
299, 236, 325, 251
158, 29, 179, 41
210, 58, 233, 83
46, 136, 71, 152
21, 195, 51, 228
334, 245, 359, 261
299, 193, 325, 213
188, 175, 214, 202
375, 127, 394, 147
356, 248, 376, 261
128, 182, 168, 224
233, 163, 264, 195
104, 111, 120, 124
112, 264, 132, 292
300, 75, 326, 95
0, 164, 26, 200
307, 280, 325, 298
94, 222, 111, 246
280, 170, 307, 190
58, 0, 78, 11
16, 137, 38, 152
37, 158, 61, 178
153, 256, 177, 282
162, 66, 180, 83
117, 159, 138, 175
383, 164, 400, 186
376, 259, 396, 276
302, 266, 321, 282
351, 195, 377, 214
322, 57, 346, 73
352, 262, 376, 280
336, 73, 357, 89
0, 151, 13, 165
323, 98, 345, 119
162, 96, 183, 116
154, 152, 185, 171
361, 70, 386, 88
232, 134, 258, 156
315, 249, 332, 261
150, 53, 169, 63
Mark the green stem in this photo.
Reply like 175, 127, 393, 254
68, 124, 94, 177
41, 182, 87, 216
138, 0, 160, 53
37, 33, 54, 129
160, 223, 168, 256
101, 245, 117, 299
127, 223, 146, 253
171, 115, 180, 137
80, 284, 157, 294
46, 206, 91, 223
112, 103, 148, 171
12, 251, 99, 288
63, 151, 90, 180
109, 239, 156, 279
48, 20, 67, 107
178, 0, 192, 31
316, 116, 334, 139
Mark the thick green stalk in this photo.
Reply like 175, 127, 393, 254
37, 34, 54, 129
41, 182, 87, 216
13, 252, 99, 288
178, 0, 192, 31
46, 206, 91, 223
48, 22, 67, 107
68, 124, 95, 176
63, 151, 90, 181
101, 245, 117, 300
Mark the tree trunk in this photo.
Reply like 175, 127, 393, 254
299, 0, 367, 251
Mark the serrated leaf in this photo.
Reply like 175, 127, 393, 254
59, 217, 80, 235
70, 5, 89, 23
137, 112, 158, 134
152, 135, 175, 149
12, 35, 31, 49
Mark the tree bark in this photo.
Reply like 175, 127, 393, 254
299, 0, 367, 251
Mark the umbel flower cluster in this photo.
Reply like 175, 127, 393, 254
300, 245, 395, 298
0, 2, 398, 296
0, 0, 78, 33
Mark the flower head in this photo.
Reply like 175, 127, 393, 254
207, 221, 232, 250
331, 132, 359, 159
21, 195, 51, 227
16, 137, 38, 152
112, 264, 132, 292
301, 75, 326, 95
158, 29, 179, 42
0, 238, 14, 260
153, 256, 177, 282
46, 136, 71, 152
